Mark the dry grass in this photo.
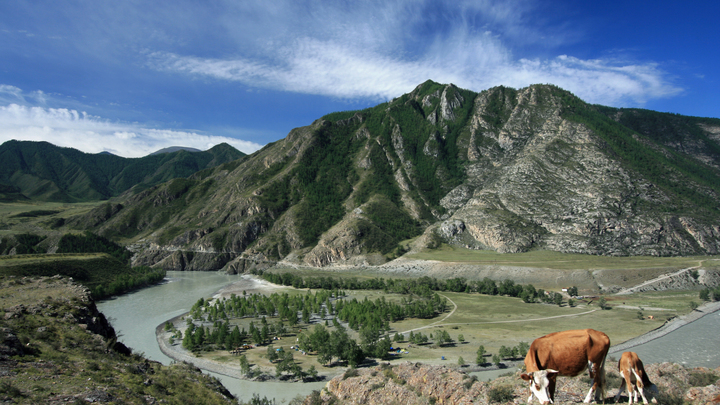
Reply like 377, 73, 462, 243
406, 245, 716, 271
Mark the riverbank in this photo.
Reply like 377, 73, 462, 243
156, 273, 720, 383
155, 274, 345, 382
609, 299, 720, 354
156, 313, 344, 382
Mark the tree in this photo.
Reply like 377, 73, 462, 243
458, 334, 465, 343
568, 286, 579, 297
516, 342, 530, 358
373, 337, 392, 359
689, 301, 699, 311
239, 354, 252, 377
568, 298, 575, 307
598, 297, 609, 310
458, 356, 466, 366
492, 354, 501, 367
267, 345, 279, 363
275, 350, 296, 377
476, 345, 486, 365
302, 306, 310, 324
499, 345, 512, 359
306, 365, 318, 381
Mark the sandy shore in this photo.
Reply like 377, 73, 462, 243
156, 274, 720, 381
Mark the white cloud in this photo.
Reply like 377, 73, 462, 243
147, 0, 681, 107
0, 103, 263, 157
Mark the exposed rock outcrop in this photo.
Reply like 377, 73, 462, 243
70, 81, 720, 270
309, 361, 720, 405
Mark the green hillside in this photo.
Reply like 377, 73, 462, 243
62, 81, 720, 268
0, 141, 245, 202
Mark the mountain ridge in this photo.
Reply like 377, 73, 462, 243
0, 140, 245, 202
65, 81, 720, 270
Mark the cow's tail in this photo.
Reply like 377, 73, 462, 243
597, 354, 607, 402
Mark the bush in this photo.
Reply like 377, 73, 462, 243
463, 375, 478, 390
487, 386, 514, 403
688, 371, 718, 387
342, 367, 359, 380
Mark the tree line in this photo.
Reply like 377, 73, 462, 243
259, 271, 577, 305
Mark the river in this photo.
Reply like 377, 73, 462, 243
98, 271, 720, 401
97, 271, 325, 403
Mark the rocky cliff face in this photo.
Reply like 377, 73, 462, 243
71, 81, 720, 270
307, 361, 720, 405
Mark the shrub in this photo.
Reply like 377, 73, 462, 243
488, 386, 514, 403
342, 367, 359, 380
688, 371, 718, 387
463, 375, 478, 390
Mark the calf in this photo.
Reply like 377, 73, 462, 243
521, 329, 610, 404
614, 352, 657, 404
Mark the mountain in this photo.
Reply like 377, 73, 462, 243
68, 81, 720, 271
150, 146, 203, 155
0, 141, 245, 202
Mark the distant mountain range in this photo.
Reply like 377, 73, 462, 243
149, 146, 203, 155
0, 141, 245, 202
61, 81, 720, 270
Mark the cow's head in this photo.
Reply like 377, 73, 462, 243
520, 369, 559, 404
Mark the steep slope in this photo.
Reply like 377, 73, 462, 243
0, 141, 245, 202
69, 81, 720, 270
0, 276, 235, 404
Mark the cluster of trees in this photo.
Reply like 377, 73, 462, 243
57, 231, 133, 264
91, 266, 165, 298
261, 271, 575, 305
699, 286, 720, 302
297, 324, 366, 366
402, 329, 455, 346
182, 283, 451, 365
476, 341, 529, 367
188, 290, 343, 327
0, 233, 46, 254
338, 293, 447, 331
183, 319, 248, 351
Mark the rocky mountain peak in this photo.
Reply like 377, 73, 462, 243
70, 82, 720, 270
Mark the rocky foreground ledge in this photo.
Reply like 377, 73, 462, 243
0, 276, 235, 404
308, 361, 720, 405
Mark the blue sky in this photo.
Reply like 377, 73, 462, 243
1, 1, 717, 157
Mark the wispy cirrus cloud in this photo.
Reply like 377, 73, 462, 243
0, 101, 263, 158
143, 0, 680, 107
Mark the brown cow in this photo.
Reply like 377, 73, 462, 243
520, 329, 610, 404
614, 352, 657, 404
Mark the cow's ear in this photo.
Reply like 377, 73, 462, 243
520, 373, 532, 381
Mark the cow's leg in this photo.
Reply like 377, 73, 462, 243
548, 375, 557, 404
631, 369, 648, 404
584, 361, 602, 403
614, 370, 627, 403
584, 384, 596, 403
